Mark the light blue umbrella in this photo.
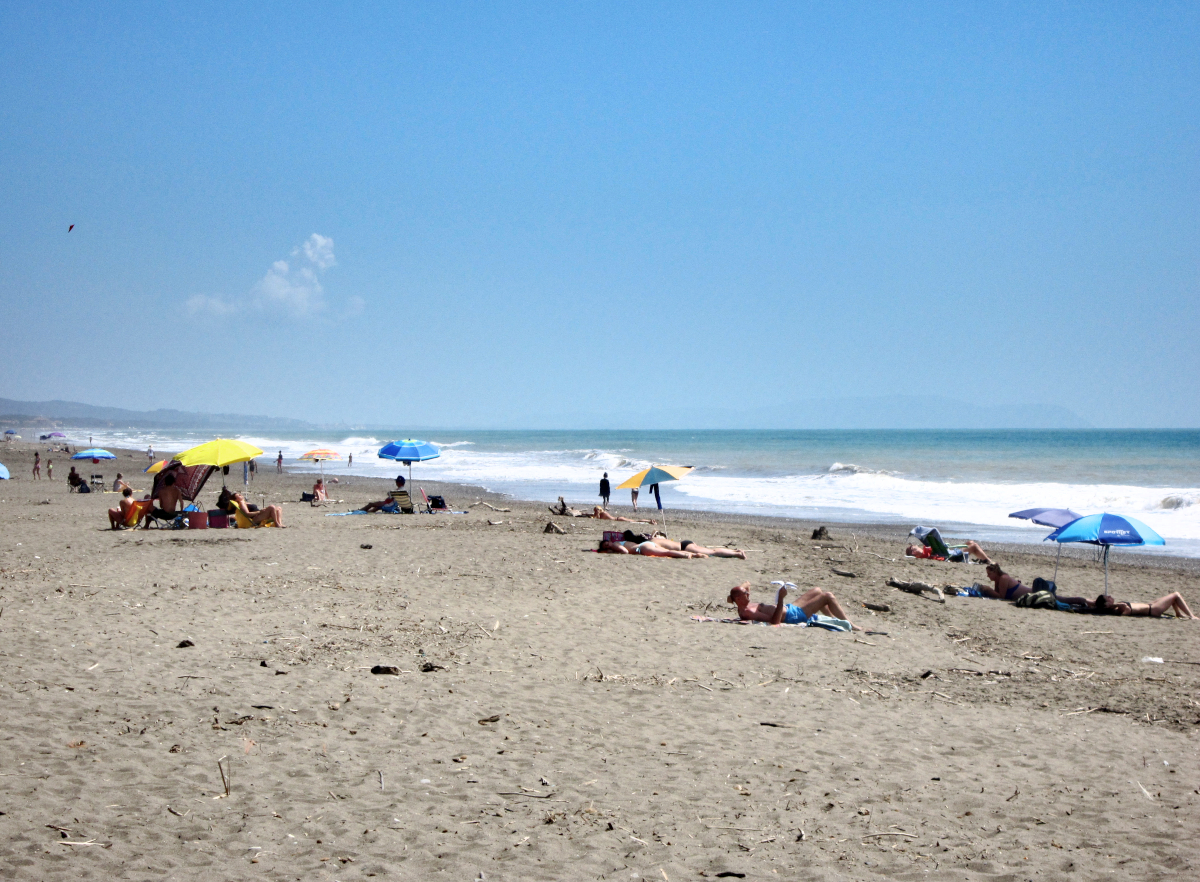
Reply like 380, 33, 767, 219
71, 448, 116, 461
0, 463, 9, 480
1044, 513, 1165, 595
1010, 507, 1086, 580
377, 439, 440, 484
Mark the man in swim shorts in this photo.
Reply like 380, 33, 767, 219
727, 582, 860, 630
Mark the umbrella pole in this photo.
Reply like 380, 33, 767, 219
1053, 543, 1062, 583
1103, 545, 1109, 595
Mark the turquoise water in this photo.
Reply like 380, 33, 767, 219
83, 428, 1200, 555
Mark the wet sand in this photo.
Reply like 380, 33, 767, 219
0, 441, 1197, 880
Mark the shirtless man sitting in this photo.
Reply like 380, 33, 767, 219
727, 581, 860, 630
150, 474, 183, 522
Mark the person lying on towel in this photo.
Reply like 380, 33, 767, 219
727, 581, 860, 630
905, 539, 992, 564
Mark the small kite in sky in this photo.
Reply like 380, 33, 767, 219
68, 225, 74, 232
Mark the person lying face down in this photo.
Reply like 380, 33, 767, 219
629, 531, 747, 559
597, 539, 704, 558
727, 581, 860, 630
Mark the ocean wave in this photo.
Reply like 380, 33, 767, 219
828, 462, 895, 476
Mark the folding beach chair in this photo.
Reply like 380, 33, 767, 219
121, 499, 153, 529
388, 489, 416, 514
145, 508, 184, 530
90, 473, 105, 489
910, 526, 969, 561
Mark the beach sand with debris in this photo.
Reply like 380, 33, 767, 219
0, 441, 1197, 880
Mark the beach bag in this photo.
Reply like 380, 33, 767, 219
427, 494, 447, 510
78, 482, 91, 493
1031, 577, 1058, 594
1016, 590, 1057, 610
603, 530, 625, 543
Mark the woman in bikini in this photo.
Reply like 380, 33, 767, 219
979, 563, 1031, 601
1090, 592, 1196, 619
597, 539, 704, 558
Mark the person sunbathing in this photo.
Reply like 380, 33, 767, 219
905, 540, 992, 564
639, 533, 747, 559
590, 506, 655, 523
597, 539, 704, 558
977, 562, 1031, 601
311, 478, 328, 505
232, 492, 285, 527
362, 476, 406, 512
108, 487, 139, 529
727, 581, 860, 629
1087, 592, 1197, 619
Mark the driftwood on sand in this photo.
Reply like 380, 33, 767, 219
887, 577, 946, 603
549, 497, 586, 517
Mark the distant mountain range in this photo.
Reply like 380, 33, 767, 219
0, 395, 1092, 432
0, 398, 318, 433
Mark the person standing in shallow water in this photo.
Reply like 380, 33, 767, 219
599, 472, 611, 509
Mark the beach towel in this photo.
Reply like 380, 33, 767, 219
690, 615, 850, 631
326, 510, 370, 516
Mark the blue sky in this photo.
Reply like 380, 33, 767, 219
1, 2, 1197, 428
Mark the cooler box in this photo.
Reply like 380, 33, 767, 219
183, 511, 208, 530
208, 510, 229, 529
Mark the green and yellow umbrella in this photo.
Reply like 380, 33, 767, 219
616, 465, 694, 528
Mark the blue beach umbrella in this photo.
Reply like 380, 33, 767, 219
1044, 513, 1165, 595
1008, 507, 1083, 529
1010, 507, 1085, 581
72, 448, 116, 462
0, 463, 9, 480
377, 439, 440, 484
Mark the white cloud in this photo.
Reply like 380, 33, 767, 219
252, 258, 325, 317
186, 233, 339, 320
300, 233, 336, 270
186, 294, 239, 316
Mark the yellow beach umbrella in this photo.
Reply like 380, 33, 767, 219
175, 439, 264, 468
144, 458, 173, 474
616, 465, 694, 529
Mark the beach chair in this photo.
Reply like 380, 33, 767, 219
910, 526, 968, 561
90, 473, 105, 489
234, 503, 276, 528
419, 488, 443, 513
121, 499, 153, 529
145, 508, 184, 530
388, 489, 416, 514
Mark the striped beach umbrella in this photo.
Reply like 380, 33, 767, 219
616, 465, 694, 529
300, 448, 343, 479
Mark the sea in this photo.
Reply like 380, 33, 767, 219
70, 428, 1200, 558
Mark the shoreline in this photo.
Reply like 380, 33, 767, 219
7, 439, 1200, 575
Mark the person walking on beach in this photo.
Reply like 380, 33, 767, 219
46, 459, 52, 480
276, 451, 284, 473
147, 445, 154, 462
248, 458, 256, 482
348, 453, 353, 468
631, 487, 639, 511
599, 472, 611, 509
32, 452, 40, 479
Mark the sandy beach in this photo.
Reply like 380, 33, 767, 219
0, 441, 1197, 881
